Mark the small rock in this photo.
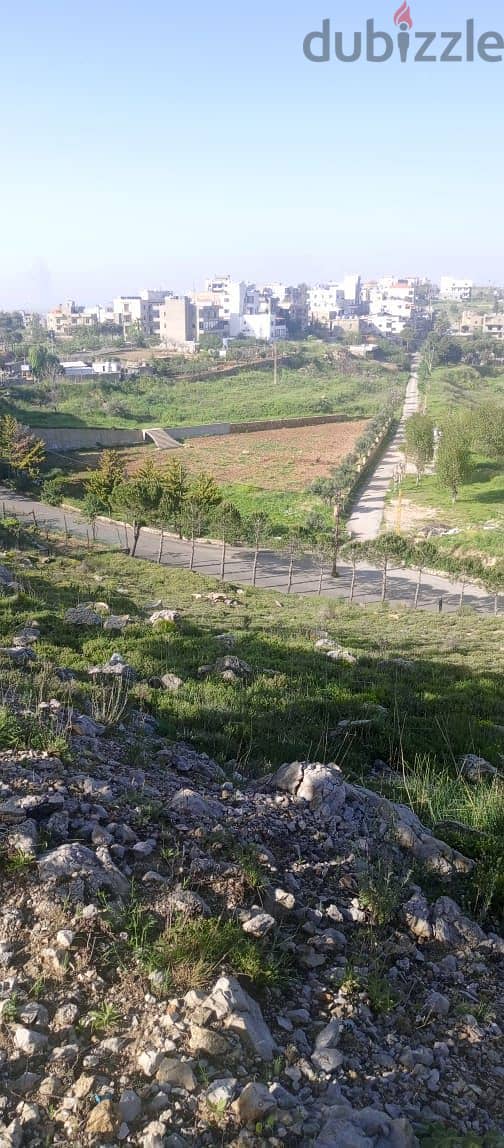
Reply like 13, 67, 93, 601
233, 1081, 276, 1124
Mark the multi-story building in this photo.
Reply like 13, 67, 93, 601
159, 297, 196, 347
46, 301, 85, 335
440, 277, 473, 302
458, 312, 504, 340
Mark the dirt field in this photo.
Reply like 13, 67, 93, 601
158, 421, 369, 491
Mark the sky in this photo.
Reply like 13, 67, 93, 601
1, 0, 503, 309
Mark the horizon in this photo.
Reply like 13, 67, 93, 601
1, 0, 503, 309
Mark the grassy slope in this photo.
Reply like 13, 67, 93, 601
2, 538, 503, 924
390, 367, 504, 561
3, 357, 404, 430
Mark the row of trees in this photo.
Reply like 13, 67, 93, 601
83, 452, 229, 559
405, 401, 504, 502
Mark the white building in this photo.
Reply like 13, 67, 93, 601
60, 360, 94, 378
440, 277, 473, 302
343, 274, 362, 304
92, 359, 122, 375
236, 311, 287, 341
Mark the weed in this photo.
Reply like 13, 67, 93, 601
152, 914, 287, 993
1, 993, 20, 1022
1, 850, 36, 875
357, 858, 411, 926
365, 971, 396, 1015
87, 1002, 122, 1034
90, 677, 130, 727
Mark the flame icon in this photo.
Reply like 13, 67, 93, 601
394, 2, 413, 29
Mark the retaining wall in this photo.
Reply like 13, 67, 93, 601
38, 427, 144, 451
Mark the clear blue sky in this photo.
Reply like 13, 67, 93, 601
1, 0, 503, 308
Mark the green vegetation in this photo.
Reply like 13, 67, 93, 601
0, 528, 502, 925
392, 364, 504, 565
1, 345, 406, 429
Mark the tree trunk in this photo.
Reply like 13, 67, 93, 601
414, 567, 422, 609
91, 521, 97, 543
318, 564, 324, 596
220, 537, 226, 581
331, 511, 340, 577
252, 547, 260, 587
131, 523, 141, 558
381, 558, 388, 604
287, 555, 294, 594
157, 530, 164, 565
349, 560, 357, 604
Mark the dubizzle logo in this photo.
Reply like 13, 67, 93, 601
303, 4, 504, 64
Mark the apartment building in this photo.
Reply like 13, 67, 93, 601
459, 311, 504, 340
440, 277, 473, 302
159, 297, 196, 347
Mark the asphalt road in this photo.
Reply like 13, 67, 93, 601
1, 487, 498, 616
347, 366, 420, 542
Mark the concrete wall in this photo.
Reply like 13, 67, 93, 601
37, 413, 356, 452
38, 427, 144, 451
167, 423, 230, 441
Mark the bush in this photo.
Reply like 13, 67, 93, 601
41, 472, 67, 506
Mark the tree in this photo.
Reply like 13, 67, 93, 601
113, 459, 165, 557
405, 414, 435, 483
473, 403, 504, 461
248, 513, 271, 588
420, 336, 440, 378
28, 345, 51, 381
45, 352, 64, 385
214, 502, 242, 581
0, 416, 45, 482
436, 422, 472, 503
84, 450, 127, 514
183, 473, 222, 570
159, 459, 189, 537
364, 533, 409, 603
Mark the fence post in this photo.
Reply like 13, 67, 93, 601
157, 530, 164, 565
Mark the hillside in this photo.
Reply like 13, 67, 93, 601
0, 537, 503, 1147
2, 350, 405, 430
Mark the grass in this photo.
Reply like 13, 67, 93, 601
0, 535, 502, 926
103, 891, 286, 994
419, 1129, 504, 1148
86, 1002, 122, 1034
1, 349, 405, 430
388, 365, 504, 562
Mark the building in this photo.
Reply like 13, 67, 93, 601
458, 312, 504, 340
60, 360, 94, 379
159, 297, 196, 347
440, 277, 473, 302
46, 301, 85, 336
236, 310, 287, 341
92, 359, 122, 375
343, 274, 362, 305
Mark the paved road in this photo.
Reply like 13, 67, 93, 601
347, 362, 420, 542
1, 487, 498, 616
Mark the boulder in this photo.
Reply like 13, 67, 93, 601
233, 1081, 276, 1124
65, 606, 102, 626
38, 843, 129, 898
202, 976, 275, 1061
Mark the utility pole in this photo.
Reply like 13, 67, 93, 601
273, 341, 278, 386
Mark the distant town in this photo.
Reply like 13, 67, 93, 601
1, 274, 503, 379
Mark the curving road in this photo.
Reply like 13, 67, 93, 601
1, 486, 498, 616
347, 359, 420, 542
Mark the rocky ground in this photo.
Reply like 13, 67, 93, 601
0, 721, 503, 1147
